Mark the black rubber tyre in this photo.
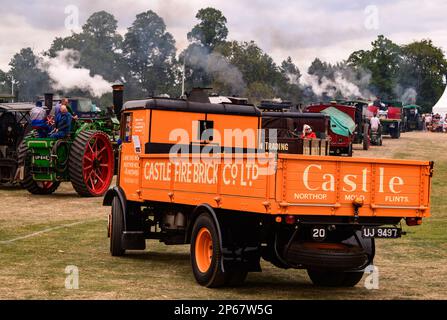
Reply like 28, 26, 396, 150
225, 270, 248, 287
307, 269, 364, 287
342, 271, 365, 287
262, 244, 290, 269
191, 213, 227, 288
69, 130, 114, 197
284, 242, 368, 270
390, 124, 400, 139
110, 196, 125, 256
362, 124, 370, 150
347, 144, 353, 157
17, 140, 60, 195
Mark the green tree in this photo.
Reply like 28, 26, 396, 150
216, 41, 282, 87
0, 69, 12, 93
8, 48, 51, 101
279, 56, 302, 103
348, 35, 401, 98
214, 41, 296, 103
308, 58, 334, 80
123, 11, 179, 97
399, 39, 447, 110
187, 7, 228, 50
244, 81, 274, 106
48, 11, 124, 83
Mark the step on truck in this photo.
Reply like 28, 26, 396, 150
103, 94, 433, 288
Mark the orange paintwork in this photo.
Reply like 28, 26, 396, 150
118, 108, 432, 220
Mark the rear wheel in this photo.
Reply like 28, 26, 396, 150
347, 144, 353, 157
17, 140, 60, 195
69, 130, 114, 197
191, 213, 226, 287
307, 269, 364, 287
285, 242, 368, 270
390, 124, 400, 139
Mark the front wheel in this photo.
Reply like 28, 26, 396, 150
191, 213, 227, 288
307, 269, 364, 287
110, 196, 125, 256
18, 140, 60, 195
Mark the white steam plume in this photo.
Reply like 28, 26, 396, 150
186, 46, 246, 95
39, 49, 112, 97
401, 88, 418, 105
301, 71, 362, 99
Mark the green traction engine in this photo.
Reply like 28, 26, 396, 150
17, 85, 124, 197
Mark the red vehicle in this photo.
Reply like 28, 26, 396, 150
367, 100, 403, 139
304, 103, 356, 156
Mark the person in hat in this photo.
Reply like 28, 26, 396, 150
301, 124, 317, 139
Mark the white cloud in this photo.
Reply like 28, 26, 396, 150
0, 0, 446, 73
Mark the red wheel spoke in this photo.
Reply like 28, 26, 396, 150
87, 142, 95, 155
85, 167, 94, 182
84, 154, 93, 163
93, 171, 104, 184
92, 139, 99, 154
98, 146, 107, 155
88, 175, 96, 189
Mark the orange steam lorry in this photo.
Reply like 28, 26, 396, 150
103, 92, 433, 288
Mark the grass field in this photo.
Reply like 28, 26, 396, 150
0, 131, 446, 299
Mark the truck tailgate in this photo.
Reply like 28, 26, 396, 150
276, 154, 432, 218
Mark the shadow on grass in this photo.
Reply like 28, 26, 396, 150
28, 192, 82, 199
116, 250, 361, 294
123, 250, 190, 262
0, 184, 22, 190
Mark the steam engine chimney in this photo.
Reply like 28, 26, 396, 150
44, 93, 54, 110
112, 82, 124, 116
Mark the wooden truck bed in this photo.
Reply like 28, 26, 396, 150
121, 153, 432, 219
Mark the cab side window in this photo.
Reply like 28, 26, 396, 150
198, 120, 214, 142
122, 113, 132, 143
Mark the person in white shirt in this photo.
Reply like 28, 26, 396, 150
30, 101, 51, 137
370, 114, 381, 132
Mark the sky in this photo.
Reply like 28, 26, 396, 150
0, 0, 446, 73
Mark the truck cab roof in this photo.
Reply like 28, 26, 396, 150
122, 98, 262, 116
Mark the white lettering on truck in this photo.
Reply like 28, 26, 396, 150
303, 164, 404, 194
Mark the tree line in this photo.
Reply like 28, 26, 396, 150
0, 7, 446, 112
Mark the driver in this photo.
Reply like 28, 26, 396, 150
50, 105, 72, 139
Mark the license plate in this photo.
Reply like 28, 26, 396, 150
361, 227, 401, 239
